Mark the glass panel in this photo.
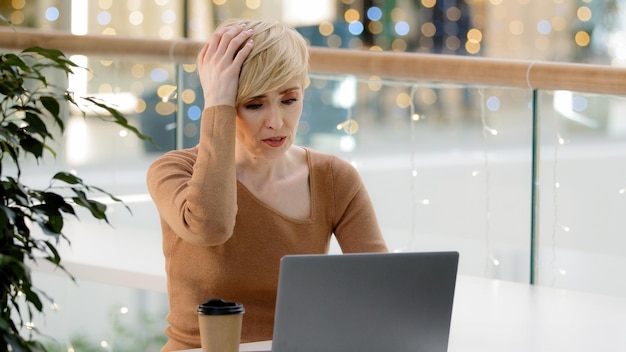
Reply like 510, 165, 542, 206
29, 272, 168, 350
299, 76, 535, 282
535, 91, 626, 296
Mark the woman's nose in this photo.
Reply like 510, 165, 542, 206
265, 104, 283, 130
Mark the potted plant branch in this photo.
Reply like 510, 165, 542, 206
0, 42, 151, 350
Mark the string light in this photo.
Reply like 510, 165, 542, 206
489, 255, 501, 266
479, 88, 495, 274
336, 120, 359, 134
337, 93, 357, 154
551, 97, 564, 287
408, 85, 419, 250
483, 126, 498, 135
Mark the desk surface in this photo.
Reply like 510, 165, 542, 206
448, 276, 626, 352
184, 275, 626, 352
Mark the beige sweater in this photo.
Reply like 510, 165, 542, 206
147, 106, 388, 351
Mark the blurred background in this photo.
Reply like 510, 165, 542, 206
1, 0, 626, 350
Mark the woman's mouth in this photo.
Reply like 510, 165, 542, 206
262, 136, 286, 147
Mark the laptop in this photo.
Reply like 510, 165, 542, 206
262, 251, 459, 352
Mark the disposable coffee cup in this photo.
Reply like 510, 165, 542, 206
197, 299, 245, 352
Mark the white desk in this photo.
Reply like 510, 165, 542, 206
184, 275, 626, 352
448, 276, 626, 352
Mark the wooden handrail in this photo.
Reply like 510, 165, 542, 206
1, 27, 625, 95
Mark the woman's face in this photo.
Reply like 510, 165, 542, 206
235, 77, 304, 160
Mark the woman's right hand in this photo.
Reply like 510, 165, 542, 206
197, 24, 254, 108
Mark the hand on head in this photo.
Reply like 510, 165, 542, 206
197, 23, 254, 108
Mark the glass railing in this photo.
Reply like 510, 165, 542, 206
2, 28, 626, 347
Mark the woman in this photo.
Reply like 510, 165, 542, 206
147, 18, 388, 351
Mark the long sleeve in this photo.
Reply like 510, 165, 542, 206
146, 105, 238, 246
324, 154, 388, 253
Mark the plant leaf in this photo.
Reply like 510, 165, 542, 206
51, 172, 83, 185
22, 46, 78, 74
71, 189, 109, 222
39, 95, 64, 129
19, 135, 45, 159
24, 111, 51, 138
41, 191, 75, 215
83, 96, 153, 142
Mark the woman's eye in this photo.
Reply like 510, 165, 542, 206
245, 103, 262, 110
282, 98, 298, 105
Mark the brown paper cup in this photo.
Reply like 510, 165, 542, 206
197, 299, 245, 352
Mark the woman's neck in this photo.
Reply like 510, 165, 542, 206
235, 145, 303, 184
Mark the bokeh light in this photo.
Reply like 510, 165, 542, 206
368, 21, 383, 35
577, 6, 592, 22
246, 0, 261, 10
97, 11, 111, 25
187, 106, 202, 121
509, 20, 524, 35
182, 89, 196, 104
162, 10, 176, 24
367, 7, 382, 21
150, 68, 169, 83
45, 7, 60, 21
537, 20, 552, 35
12, 0, 26, 9
348, 21, 364, 35
446, 7, 461, 22
319, 21, 334, 36
129, 11, 144, 25
420, 89, 437, 105
396, 93, 411, 108
486, 96, 501, 111
467, 28, 483, 43
98, 0, 113, 9
575, 31, 591, 47
344, 9, 360, 23
572, 96, 588, 112
421, 22, 437, 37
327, 34, 342, 47
10, 11, 25, 24
421, 0, 436, 8
395, 21, 410, 36
367, 76, 383, 91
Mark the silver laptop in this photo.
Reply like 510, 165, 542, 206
265, 251, 459, 352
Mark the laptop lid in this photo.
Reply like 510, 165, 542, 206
270, 251, 459, 352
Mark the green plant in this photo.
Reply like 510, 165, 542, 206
0, 45, 150, 351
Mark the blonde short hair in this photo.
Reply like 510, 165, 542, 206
216, 18, 309, 106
